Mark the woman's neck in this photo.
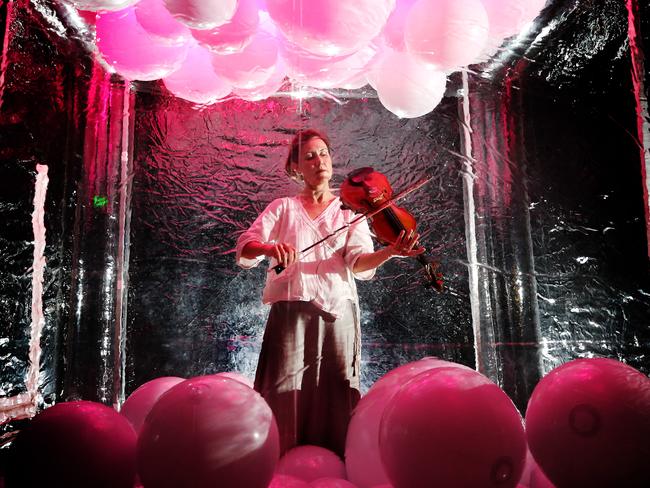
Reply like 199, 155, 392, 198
299, 184, 334, 204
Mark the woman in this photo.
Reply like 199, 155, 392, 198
235, 129, 422, 457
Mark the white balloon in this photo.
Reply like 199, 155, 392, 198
368, 49, 447, 118
211, 29, 279, 88
162, 43, 232, 104
163, 0, 238, 30
405, 0, 489, 70
266, 0, 395, 57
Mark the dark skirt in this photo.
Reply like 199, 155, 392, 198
254, 300, 361, 458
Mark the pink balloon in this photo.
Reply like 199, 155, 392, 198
379, 367, 526, 488
120, 376, 185, 434
163, 0, 238, 29
527, 460, 556, 488
137, 375, 279, 488
71, 0, 138, 12
525, 358, 650, 488
266, 0, 395, 57
214, 371, 255, 388
283, 41, 379, 89
269, 474, 312, 488
346, 358, 471, 488
516, 448, 537, 487
190, 0, 259, 54
367, 49, 447, 118
6, 401, 137, 487
382, 0, 418, 51
481, 0, 528, 41
522, 0, 548, 26
310, 478, 358, 488
233, 59, 287, 101
276, 446, 346, 483
162, 43, 232, 104
135, 0, 191, 44
405, 0, 489, 70
211, 29, 279, 88
96, 7, 189, 81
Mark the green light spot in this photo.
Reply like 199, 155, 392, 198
93, 195, 108, 208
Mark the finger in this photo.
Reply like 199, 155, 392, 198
287, 248, 297, 266
278, 245, 288, 267
411, 246, 426, 256
408, 233, 421, 251
273, 244, 282, 263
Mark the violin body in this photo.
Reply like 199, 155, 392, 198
340, 167, 444, 291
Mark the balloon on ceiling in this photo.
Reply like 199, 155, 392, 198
77, 0, 547, 118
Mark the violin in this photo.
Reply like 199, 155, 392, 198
340, 167, 444, 292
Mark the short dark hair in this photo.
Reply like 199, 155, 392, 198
284, 129, 332, 181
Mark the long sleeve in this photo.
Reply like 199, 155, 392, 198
235, 198, 286, 269
344, 217, 376, 281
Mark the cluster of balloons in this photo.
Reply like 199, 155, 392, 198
5, 357, 648, 487
71, 0, 548, 118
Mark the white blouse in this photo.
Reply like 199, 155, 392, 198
235, 196, 375, 318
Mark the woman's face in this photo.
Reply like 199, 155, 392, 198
295, 137, 333, 187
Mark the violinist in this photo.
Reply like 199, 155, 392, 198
235, 128, 423, 457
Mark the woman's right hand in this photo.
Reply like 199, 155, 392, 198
264, 243, 298, 269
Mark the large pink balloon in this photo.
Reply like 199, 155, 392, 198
269, 474, 311, 488
6, 401, 137, 488
212, 29, 279, 88
379, 367, 526, 488
120, 376, 184, 434
525, 358, 650, 488
190, 0, 259, 54
163, 0, 238, 29
528, 462, 556, 488
214, 371, 255, 388
405, 0, 489, 70
310, 479, 358, 488
276, 446, 346, 482
382, 0, 418, 51
266, 0, 395, 57
96, 7, 189, 81
233, 59, 287, 101
135, 0, 191, 44
162, 43, 232, 104
481, 0, 528, 41
137, 375, 279, 488
367, 49, 447, 118
522, 0, 548, 25
346, 358, 471, 488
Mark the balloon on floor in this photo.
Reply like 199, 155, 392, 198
120, 375, 185, 433
345, 357, 472, 488
5, 401, 137, 488
379, 366, 527, 488
525, 358, 650, 488
137, 374, 279, 488
276, 445, 347, 482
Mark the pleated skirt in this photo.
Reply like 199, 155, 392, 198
254, 300, 361, 458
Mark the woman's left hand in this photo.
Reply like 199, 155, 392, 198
388, 230, 426, 257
